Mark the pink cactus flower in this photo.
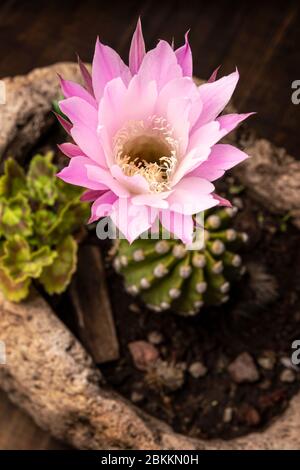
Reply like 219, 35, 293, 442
57, 19, 253, 243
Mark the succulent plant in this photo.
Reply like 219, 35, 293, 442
0, 153, 89, 302
113, 206, 248, 316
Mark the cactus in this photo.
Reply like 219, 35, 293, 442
0, 153, 89, 302
113, 206, 248, 316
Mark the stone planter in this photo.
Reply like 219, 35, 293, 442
0, 63, 299, 450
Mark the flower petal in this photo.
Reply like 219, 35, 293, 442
85, 164, 130, 198
54, 112, 72, 135
57, 156, 108, 190
175, 31, 192, 77
58, 142, 84, 158
92, 37, 131, 102
77, 55, 94, 96
217, 112, 255, 134
89, 190, 118, 223
110, 165, 150, 195
110, 199, 158, 243
129, 18, 146, 75
194, 69, 239, 128
159, 209, 194, 244
167, 176, 217, 215
81, 189, 106, 202
71, 125, 107, 166
59, 75, 97, 108
138, 40, 182, 90
59, 96, 98, 130
191, 144, 249, 181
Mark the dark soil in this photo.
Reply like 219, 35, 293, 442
99, 185, 300, 440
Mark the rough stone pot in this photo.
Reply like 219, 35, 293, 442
0, 63, 299, 450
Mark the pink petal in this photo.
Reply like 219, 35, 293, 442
217, 112, 255, 134
54, 112, 72, 135
92, 37, 131, 102
213, 193, 232, 207
138, 40, 182, 91
167, 176, 217, 215
194, 69, 239, 128
159, 209, 194, 244
207, 65, 221, 83
129, 18, 146, 75
81, 189, 106, 202
57, 157, 108, 190
131, 192, 171, 209
172, 144, 211, 185
58, 75, 97, 108
58, 142, 84, 158
85, 164, 130, 198
167, 97, 191, 155
175, 31, 193, 77
156, 76, 201, 127
59, 97, 98, 129
71, 125, 107, 166
110, 165, 150, 195
88, 191, 118, 223
77, 55, 94, 96
191, 144, 249, 181
110, 199, 157, 243
188, 121, 223, 151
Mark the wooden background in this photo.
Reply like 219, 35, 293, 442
0, 0, 299, 449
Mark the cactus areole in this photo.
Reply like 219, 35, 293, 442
113, 206, 248, 316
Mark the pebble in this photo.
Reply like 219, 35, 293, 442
147, 331, 164, 345
131, 391, 144, 403
238, 404, 261, 426
257, 351, 276, 370
128, 341, 159, 371
129, 303, 141, 314
228, 352, 260, 384
223, 407, 233, 423
188, 361, 208, 379
280, 369, 296, 383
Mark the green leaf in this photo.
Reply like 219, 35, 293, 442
39, 235, 77, 295
33, 209, 58, 238
48, 198, 89, 242
0, 235, 56, 282
52, 99, 69, 122
27, 152, 58, 205
0, 267, 31, 302
0, 158, 27, 199
0, 194, 33, 238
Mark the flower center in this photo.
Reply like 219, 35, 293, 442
113, 116, 179, 192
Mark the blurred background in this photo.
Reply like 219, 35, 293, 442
0, 0, 299, 449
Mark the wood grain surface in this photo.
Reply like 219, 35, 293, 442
0, 0, 299, 450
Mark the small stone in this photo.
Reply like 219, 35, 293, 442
211, 400, 218, 407
130, 391, 144, 403
228, 352, 259, 384
259, 379, 272, 390
188, 361, 208, 378
146, 360, 185, 392
238, 404, 261, 426
147, 331, 164, 345
128, 341, 159, 371
257, 351, 276, 370
129, 303, 141, 314
223, 407, 233, 423
280, 369, 296, 383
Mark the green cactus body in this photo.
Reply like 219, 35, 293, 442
113, 207, 248, 316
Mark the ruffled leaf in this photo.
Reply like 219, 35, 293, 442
0, 267, 31, 302
27, 152, 58, 205
39, 235, 77, 295
0, 158, 27, 199
0, 194, 33, 238
0, 236, 56, 282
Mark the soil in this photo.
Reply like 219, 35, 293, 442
37, 130, 300, 441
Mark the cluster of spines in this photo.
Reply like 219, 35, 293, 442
113, 206, 248, 316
